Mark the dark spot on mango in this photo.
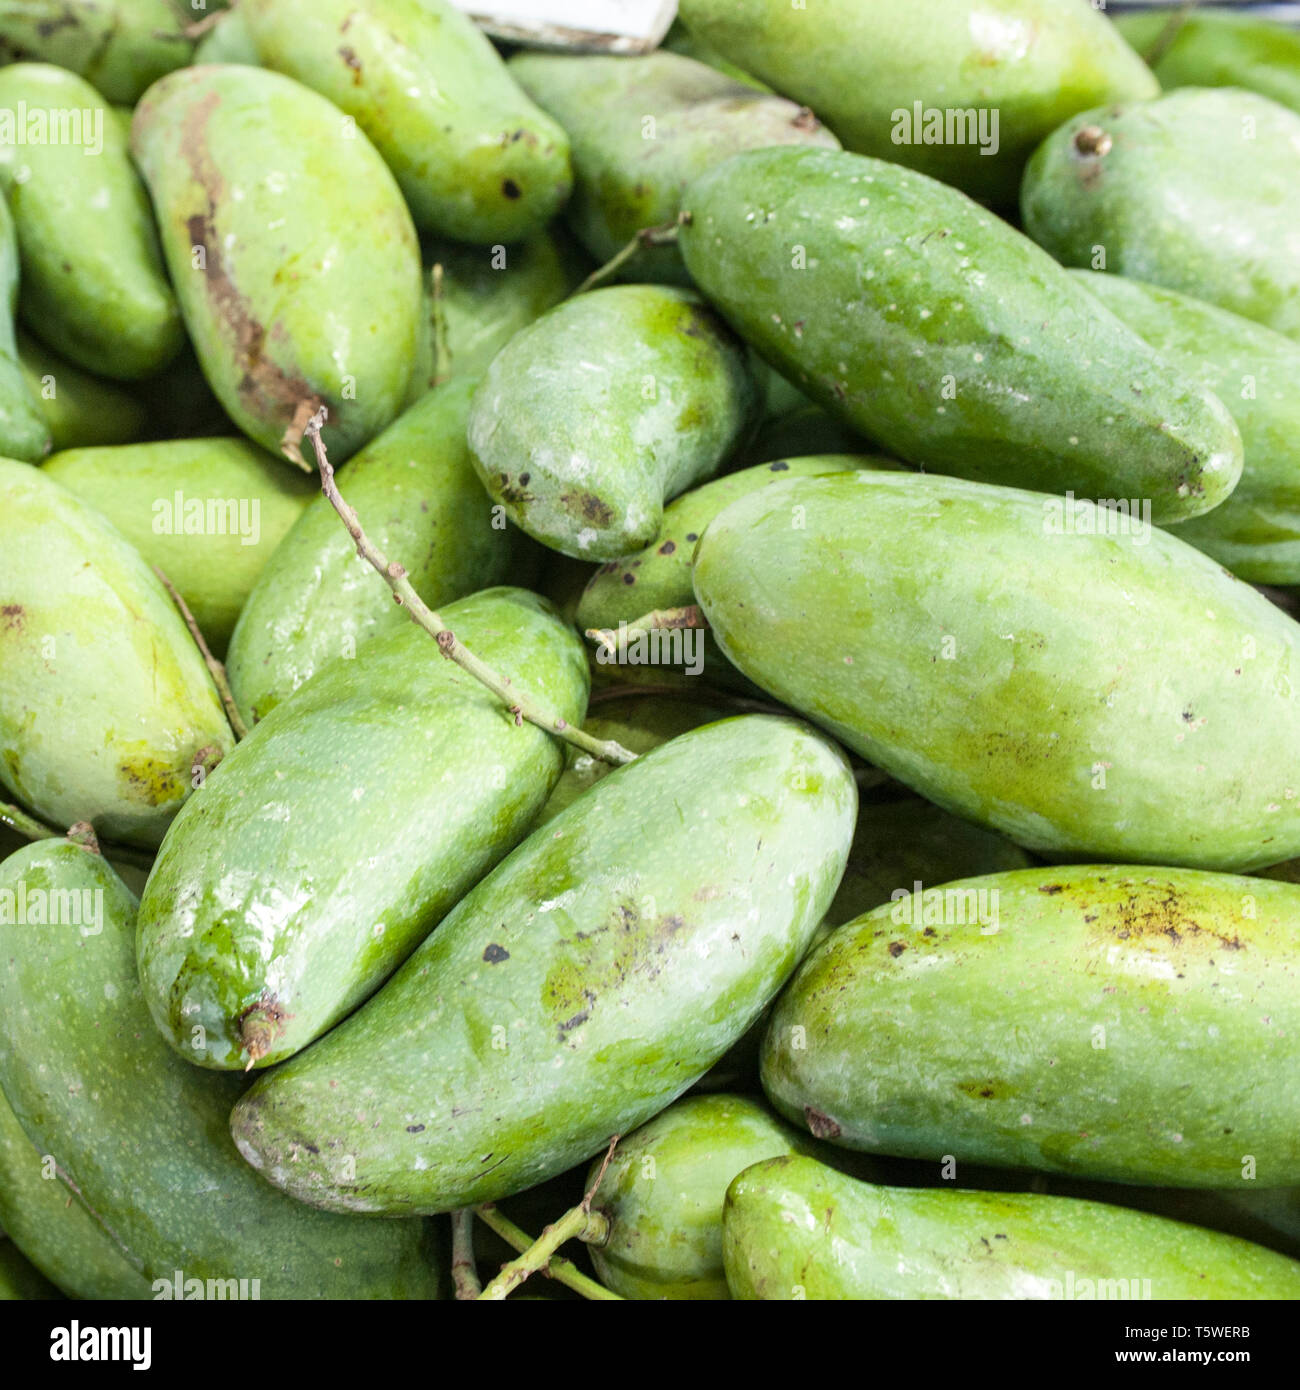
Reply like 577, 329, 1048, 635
769, 461, 789, 471
483, 944, 509, 964
888, 940, 906, 957
339, 46, 362, 81
658, 540, 676, 555
0, 603, 23, 631
502, 179, 521, 200
1038, 883, 1064, 895
804, 1106, 841, 1140
406, 1124, 425, 1134
622, 573, 635, 585
685, 532, 698, 543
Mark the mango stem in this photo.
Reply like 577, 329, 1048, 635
0, 800, 60, 841
1138, 1, 1200, 68
152, 565, 248, 740
472, 1205, 621, 1301
450, 1209, 481, 1300
571, 211, 691, 298
586, 604, 709, 659
303, 407, 637, 766
475, 1133, 621, 1301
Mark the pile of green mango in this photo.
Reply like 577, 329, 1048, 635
2, 0, 1300, 1307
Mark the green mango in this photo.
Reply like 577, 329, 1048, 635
230, 715, 856, 1215
586, 1093, 819, 1300
0, 1, 192, 104
826, 796, 1031, 930
43, 437, 315, 655
0, 1239, 60, 1299
1070, 270, 1300, 585
675, 0, 1158, 207
0, 460, 233, 847
227, 380, 520, 726
1022, 88, 1300, 342
532, 693, 732, 830
508, 50, 838, 285
723, 1157, 1300, 1299
131, 65, 423, 465
194, 6, 259, 66
0, 65, 183, 380
679, 147, 1242, 523
139, 587, 588, 1071
1117, 9, 1300, 117
16, 329, 148, 450
764, 865, 1300, 1187
0, 193, 50, 463
0, 842, 441, 1296
242, 0, 571, 245
577, 455, 894, 688
693, 470, 1300, 871
0, 1081, 150, 1299
468, 284, 758, 562
421, 230, 589, 386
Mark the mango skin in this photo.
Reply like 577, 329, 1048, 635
0, 843, 441, 1298
227, 379, 519, 726
0, 65, 183, 380
827, 797, 1031, 930
763, 866, 1300, 1188
131, 65, 423, 465
694, 470, 1300, 871
586, 1093, 820, 1301
469, 284, 758, 562
0, 460, 233, 848
139, 588, 589, 1072
508, 50, 837, 285
0, 193, 50, 462
675, 0, 1158, 206
1071, 270, 1300, 585
0, 1239, 60, 1299
422, 230, 589, 386
0, 1, 192, 104
578, 455, 894, 688
0, 1081, 150, 1299
679, 147, 1242, 523
1117, 10, 1300, 118
194, 6, 260, 67
16, 329, 148, 450
230, 715, 857, 1215
723, 1157, 1300, 1299
243, 0, 571, 245
43, 437, 315, 655
1022, 88, 1300, 342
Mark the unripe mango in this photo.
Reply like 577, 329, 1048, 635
16, 330, 148, 450
0, 1082, 150, 1299
131, 65, 423, 465
0, 460, 233, 847
139, 588, 589, 1070
0, 64, 183, 380
586, 1094, 821, 1300
763, 866, 1300, 1187
243, 0, 572, 245
468, 284, 758, 561
694, 470, 1300, 871
1022, 88, 1300, 341
0, 194, 49, 462
0, 1, 192, 104
680, 147, 1242, 523
723, 1157, 1300, 1299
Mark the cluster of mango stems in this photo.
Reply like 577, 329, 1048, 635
3, 0, 1300, 1305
